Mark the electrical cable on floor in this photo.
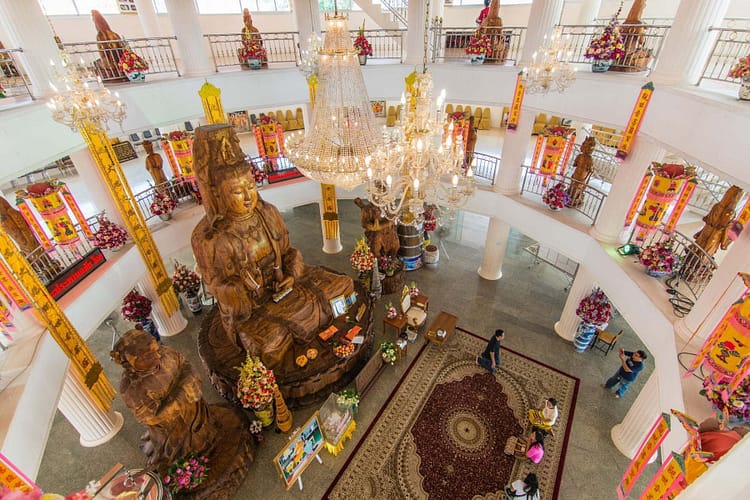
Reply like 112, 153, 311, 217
665, 274, 695, 318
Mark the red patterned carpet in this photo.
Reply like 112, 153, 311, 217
325, 328, 579, 500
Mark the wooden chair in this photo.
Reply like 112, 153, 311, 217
275, 109, 288, 129
445, 103, 454, 115
295, 107, 304, 128
464, 105, 472, 118
285, 110, 301, 130
479, 107, 492, 130
531, 113, 548, 135
590, 329, 623, 356
401, 285, 427, 334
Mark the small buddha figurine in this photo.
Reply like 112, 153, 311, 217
0, 196, 39, 254
91, 10, 127, 81
566, 137, 596, 208
143, 140, 168, 190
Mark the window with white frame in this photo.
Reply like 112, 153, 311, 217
39, 0, 119, 15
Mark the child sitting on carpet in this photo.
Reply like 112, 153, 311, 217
504, 472, 541, 500
528, 397, 558, 436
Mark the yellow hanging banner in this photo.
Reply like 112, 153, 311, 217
80, 122, 179, 317
321, 183, 339, 240
617, 81, 654, 160
617, 413, 671, 498
638, 452, 687, 500
507, 72, 526, 131
198, 80, 226, 125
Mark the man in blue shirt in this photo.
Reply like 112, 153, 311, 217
602, 349, 647, 398
477, 329, 504, 373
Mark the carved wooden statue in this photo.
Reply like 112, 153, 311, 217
191, 124, 354, 370
112, 329, 254, 499
465, 116, 478, 168
239, 8, 265, 69
479, 0, 506, 63
91, 10, 127, 82
144, 140, 168, 190
610, 0, 650, 72
566, 137, 596, 208
0, 197, 39, 254
693, 185, 743, 256
353, 198, 400, 259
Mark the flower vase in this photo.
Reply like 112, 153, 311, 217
573, 322, 599, 353
246, 58, 262, 70
185, 293, 202, 315
591, 60, 612, 73
125, 71, 146, 82
740, 75, 750, 101
139, 317, 160, 342
254, 405, 275, 427
470, 54, 486, 65
358, 55, 367, 65
646, 268, 670, 278
547, 205, 561, 212
159, 213, 172, 221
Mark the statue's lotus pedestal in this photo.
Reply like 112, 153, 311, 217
198, 281, 375, 409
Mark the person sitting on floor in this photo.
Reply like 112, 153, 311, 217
505, 472, 541, 500
477, 328, 504, 373
524, 430, 545, 464
528, 397, 558, 435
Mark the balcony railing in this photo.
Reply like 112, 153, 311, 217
205, 32, 300, 70
429, 24, 526, 65
0, 48, 33, 100
349, 29, 406, 61
471, 152, 499, 185
133, 178, 197, 222
61, 37, 179, 83
520, 170, 606, 224
559, 23, 671, 73
698, 27, 750, 85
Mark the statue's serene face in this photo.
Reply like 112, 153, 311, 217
220, 174, 258, 217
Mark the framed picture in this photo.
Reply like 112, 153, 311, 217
345, 291, 357, 307
117, 0, 138, 13
330, 294, 347, 318
370, 100, 386, 117
228, 110, 250, 132
273, 413, 325, 489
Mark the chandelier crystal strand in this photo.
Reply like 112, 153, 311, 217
522, 27, 577, 94
284, 12, 380, 189
364, 0, 476, 226
46, 51, 126, 131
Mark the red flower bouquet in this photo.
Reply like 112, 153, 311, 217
236, 354, 276, 410
639, 239, 680, 274
350, 237, 375, 273
542, 182, 571, 210
240, 40, 266, 61
121, 289, 152, 322
353, 22, 373, 56
465, 34, 492, 56
728, 54, 750, 79
576, 289, 612, 326
150, 192, 177, 216
118, 49, 149, 73
92, 213, 128, 250
701, 375, 750, 422
585, 9, 625, 61
172, 260, 201, 296
163, 453, 209, 494
168, 130, 188, 141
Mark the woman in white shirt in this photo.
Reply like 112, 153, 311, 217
505, 472, 541, 500
528, 397, 558, 434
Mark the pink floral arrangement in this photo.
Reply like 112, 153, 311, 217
168, 130, 187, 141
121, 289, 152, 322
728, 54, 750, 79
409, 281, 420, 298
423, 206, 437, 232
465, 34, 492, 56
384, 302, 398, 319
92, 213, 128, 250
236, 354, 276, 410
379, 255, 399, 274
150, 192, 177, 216
542, 182, 571, 209
350, 237, 375, 273
117, 49, 149, 73
700, 375, 750, 422
258, 115, 276, 125
585, 9, 625, 61
353, 22, 373, 57
240, 40, 266, 61
639, 239, 680, 274
163, 453, 209, 494
576, 289, 612, 326
24, 180, 62, 198
251, 164, 267, 184
172, 260, 201, 296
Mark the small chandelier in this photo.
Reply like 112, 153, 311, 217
522, 27, 576, 94
284, 9, 380, 189
46, 51, 126, 131
363, 0, 475, 226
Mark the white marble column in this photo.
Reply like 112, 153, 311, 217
611, 372, 659, 461
431, 0, 445, 23
133, 0, 161, 39
405, 0, 428, 66
0, 0, 65, 99
494, 109, 534, 195
576, 0, 602, 24
589, 137, 664, 244
137, 279, 187, 337
650, 0, 731, 86
319, 198, 343, 254
293, 0, 321, 54
477, 217, 509, 280
520, 0, 565, 66
57, 369, 124, 447
674, 227, 750, 346
554, 266, 596, 341
164, 0, 214, 77
68, 148, 126, 227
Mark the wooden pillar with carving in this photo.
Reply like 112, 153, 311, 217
199, 80, 226, 125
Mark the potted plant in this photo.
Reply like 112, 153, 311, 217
117, 49, 149, 82
350, 236, 375, 276
573, 288, 613, 352
172, 260, 202, 315
236, 354, 276, 425
584, 7, 625, 72
251, 163, 268, 186
163, 453, 209, 494
379, 255, 399, 276
384, 301, 398, 320
150, 191, 177, 220
638, 239, 680, 277
240, 40, 266, 69
380, 341, 397, 365
353, 21, 373, 65
465, 33, 492, 64
337, 387, 360, 413
92, 213, 128, 251
121, 289, 159, 341
542, 182, 571, 211
728, 53, 750, 101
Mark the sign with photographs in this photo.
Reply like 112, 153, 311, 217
117, 0, 138, 14
370, 100, 385, 117
228, 110, 250, 132
274, 413, 325, 489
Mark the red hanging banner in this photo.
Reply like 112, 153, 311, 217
617, 81, 654, 160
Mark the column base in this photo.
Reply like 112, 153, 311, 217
554, 320, 575, 342
157, 311, 188, 337
322, 239, 343, 254
477, 266, 502, 280
80, 411, 124, 448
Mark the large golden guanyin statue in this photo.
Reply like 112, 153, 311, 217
192, 125, 371, 405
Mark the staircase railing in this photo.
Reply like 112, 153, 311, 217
379, 0, 408, 26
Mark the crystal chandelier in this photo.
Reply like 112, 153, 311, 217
363, 0, 475, 226
522, 27, 576, 94
284, 10, 379, 189
46, 51, 126, 131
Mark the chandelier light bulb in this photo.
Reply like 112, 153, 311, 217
386, 175, 392, 187
452, 175, 458, 187
413, 178, 419, 191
